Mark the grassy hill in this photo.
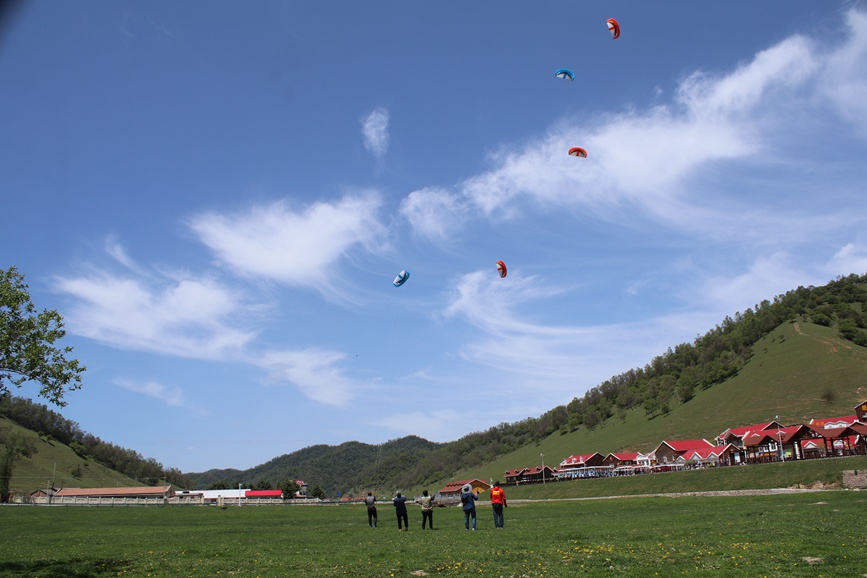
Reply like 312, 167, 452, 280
445, 319, 867, 489
2, 416, 145, 495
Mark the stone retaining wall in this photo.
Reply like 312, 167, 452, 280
841, 470, 867, 488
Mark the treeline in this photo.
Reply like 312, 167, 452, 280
560, 273, 867, 432
0, 395, 192, 489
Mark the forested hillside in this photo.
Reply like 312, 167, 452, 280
0, 396, 191, 489
187, 273, 867, 496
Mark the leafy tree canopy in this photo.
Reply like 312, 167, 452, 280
0, 266, 85, 406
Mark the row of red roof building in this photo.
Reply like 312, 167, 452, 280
504, 400, 867, 485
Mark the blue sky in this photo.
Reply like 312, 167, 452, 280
2, 1, 867, 474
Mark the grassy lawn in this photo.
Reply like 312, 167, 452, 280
2, 490, 866, 577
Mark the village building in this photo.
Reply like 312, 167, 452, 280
809, 415, 861, 429
603, 452, 640, 468
741, 425, 817, 463
676, 444, 739, 468
558, 452, 609, 479
652, 439, 715, 465
52, 486, 175, 499
715, 421, 783, 448
803, 424, 867, 457
439, 479, 490, 496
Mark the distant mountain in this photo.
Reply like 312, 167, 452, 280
186, 435, 442, 496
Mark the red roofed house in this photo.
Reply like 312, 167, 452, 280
809, 415, 860, 429
653, 440, 715, 465
504, 468, 528, 485
558, 453, 609, 479
439, 479, 490, 496
603, 452, 640, 468
678, 444, 740, 467
742, 425, 811, 463
716, 421, 783, 447
803, 425, 866, 458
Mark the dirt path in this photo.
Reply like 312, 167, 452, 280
508, 486, 832, 504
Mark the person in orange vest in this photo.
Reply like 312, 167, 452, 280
490, 481, 507, 529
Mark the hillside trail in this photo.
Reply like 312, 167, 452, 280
792, 321, 849, 353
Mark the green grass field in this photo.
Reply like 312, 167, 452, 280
2, 490, 866, 577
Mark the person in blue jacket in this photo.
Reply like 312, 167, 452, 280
393, 491, 409, 531
460, 484, 478, 530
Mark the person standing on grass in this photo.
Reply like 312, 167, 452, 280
490, 481, 507, 529
417, 490, 435, 530
365, 492, 378, 527
460, 484, 478, 530
393, 492, 409, 531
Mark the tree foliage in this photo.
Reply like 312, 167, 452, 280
0, 424, 37, 503
0, 266, 85, 406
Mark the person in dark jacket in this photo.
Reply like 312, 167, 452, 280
393, 491, 409, 531
460, 484, 478, 530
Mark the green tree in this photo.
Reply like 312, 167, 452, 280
0, 424, 37, 502
278, 478, 301, 498
1, 267, 85, 406
309, 484, 325, 499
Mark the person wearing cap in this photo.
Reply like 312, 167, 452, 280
460, 484, 478, 530
417, 489, 435, 530
393, 491, 409, 531
490, 481, 507, 528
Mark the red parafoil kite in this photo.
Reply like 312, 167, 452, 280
606, 18, 620, 39
496, 260, 507, 278
568, 147, 588, 158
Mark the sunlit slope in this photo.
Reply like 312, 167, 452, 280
3, 417, 143, 494
460, 320, 867, 485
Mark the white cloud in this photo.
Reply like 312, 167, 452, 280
55, 269, 255, 359
409, 13, 866, 242
361, 107, 390, 160
820, 9, 867, 134
399, 187, 467, 242
828, 243, 867, 275
256, 348, 362, 407
114, 378, 188, 408
189, 194, 384, 294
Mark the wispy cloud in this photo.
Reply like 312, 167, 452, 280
399, 187, 468, 243
404, 13, 865, 242
255, 348, 366, 407
189, 193, 385, 298
361, 107, 390, 160
55, 265, 256, 360
113, 377, 191, 409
